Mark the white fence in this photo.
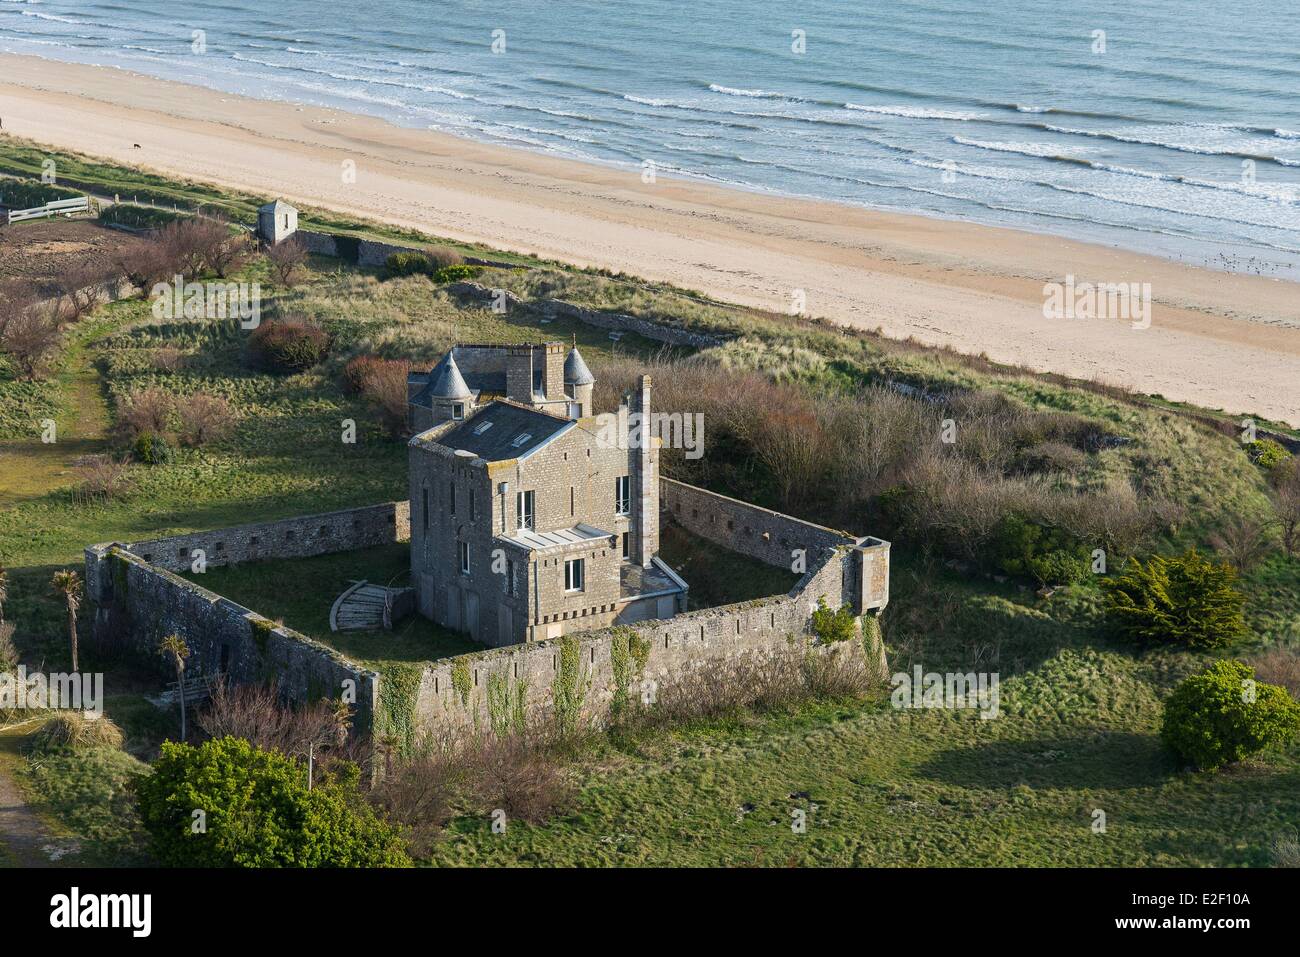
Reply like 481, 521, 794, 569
3, 196, 90, 225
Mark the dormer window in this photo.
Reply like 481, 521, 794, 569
451, 403, 465, 420
510, 433, 532, 449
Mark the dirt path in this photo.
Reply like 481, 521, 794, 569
0, 325, 113, 506
0, 723, 67, 868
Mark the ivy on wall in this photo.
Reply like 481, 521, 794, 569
486, 671, 529, 736
375, 663, 422, 757
609, 627, 652, 723
552, 636, 589, 737
450, 659, 472, 709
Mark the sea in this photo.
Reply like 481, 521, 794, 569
3, 0, 1299, 276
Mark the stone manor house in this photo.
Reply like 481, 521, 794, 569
407, 341, 688, 646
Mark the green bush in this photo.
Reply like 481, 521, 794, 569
134, 736, 409, 867
1101, 548, 1248, 649
991, 514, 1089, 586
132, 432, 174, 465
1246, 438, 1293, 472
246, 318, 330, 372
0, 178, 82, 210
99, 203, 183, 230
383, 252, 434, 279
811, 596, 857, 644
1161, 660, 1300, 770
433, 264, 482, 283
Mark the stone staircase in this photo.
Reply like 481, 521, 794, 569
330, 581, 415, 632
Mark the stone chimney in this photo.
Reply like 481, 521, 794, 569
505, 346, 534, 404
632, 374, 658, 566
543, 342, 565, 400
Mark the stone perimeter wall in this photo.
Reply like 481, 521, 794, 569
83, 502, 410, 732
412, 479, 889, 736
84, 488, 888, 742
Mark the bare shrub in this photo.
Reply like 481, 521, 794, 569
57, 261, 116, 323
193, 218, 250, 277
197, 681, 351, 756
176, 392, 235, 446
114, 236, 181, 288
368, 746, 463, 857
1250, 648, 1300, 699
0, 304, 60, 379
116, 387, 176, 441
358, 358, 412, 436
265, 237, 308, 287
468, 732, 576, 826
246, 315, 329, 372
1272, 458, 1300, 558
1208, 515, 1273, 572
74, 455, 135, 502
635, 645, 873, 729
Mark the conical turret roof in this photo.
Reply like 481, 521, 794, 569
564, 345, 594, 386
429, 352, 471, 400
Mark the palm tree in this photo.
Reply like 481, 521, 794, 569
160, 634, 191, 741
0, 564, 8, 624
50, 570, 82, 672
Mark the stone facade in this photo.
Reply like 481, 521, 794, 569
408, 375, 680, 649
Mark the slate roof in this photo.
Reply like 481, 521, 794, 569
427, 352, 471, 400
434, 402, 571, 460
564, 346, 594, 386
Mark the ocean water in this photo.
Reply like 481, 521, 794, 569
3, 0, 1299, 276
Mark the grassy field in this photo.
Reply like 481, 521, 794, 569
0, 140, 1297, 867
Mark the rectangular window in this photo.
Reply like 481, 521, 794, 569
422, 488, 429, 531
459, 541, 470, 576
570, 486, 575, 517
564, 557, 584, 592
621, 532, 629, 559
516, 490, 535, 530
470, 489, 476, 522
506, 558, 516, 596
451, 403, 465, 420
615, 475, 630, 516
449, 481, 456, 515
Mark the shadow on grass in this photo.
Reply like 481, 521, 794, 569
915, 731, 1175, 791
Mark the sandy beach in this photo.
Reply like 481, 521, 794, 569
1, 53, 1297, 424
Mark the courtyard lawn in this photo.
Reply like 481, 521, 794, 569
182, 543, 481, 668
657, 522, 800, 609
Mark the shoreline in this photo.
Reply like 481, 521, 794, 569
1, 52, 1298, 425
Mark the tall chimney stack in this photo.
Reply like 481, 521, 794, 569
632, 374, 658, 566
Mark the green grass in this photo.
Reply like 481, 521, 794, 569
18, 738, 151, 867
657, 522, 800, 609
183, 543, 480, 668
423, 575, 1300, 867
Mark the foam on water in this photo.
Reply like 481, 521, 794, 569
2, 0, 1297, 275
